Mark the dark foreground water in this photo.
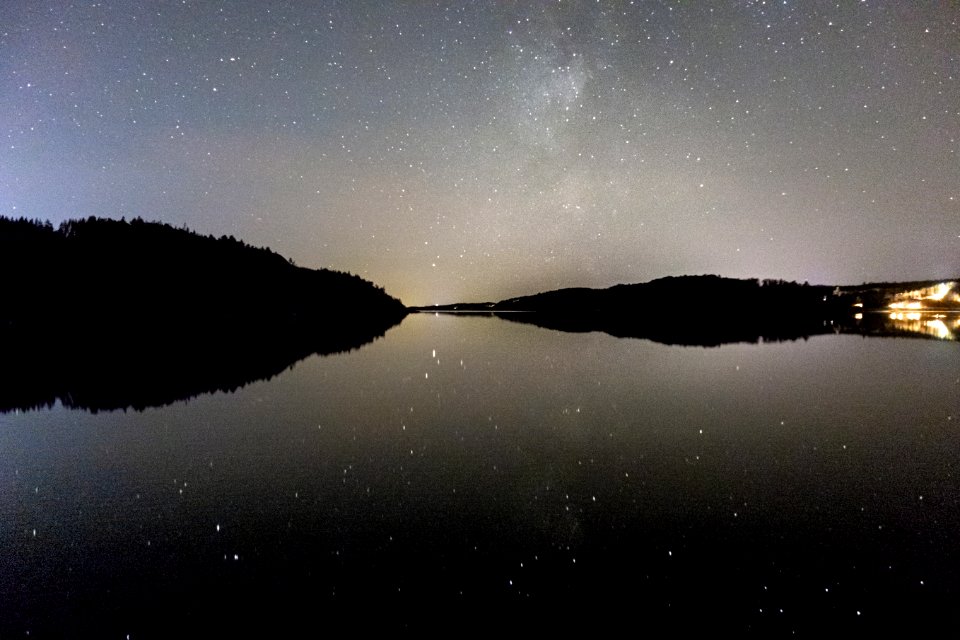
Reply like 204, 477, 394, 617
2, 313, 958, 634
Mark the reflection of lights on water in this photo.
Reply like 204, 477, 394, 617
927, 320, 952, 340
886, 311, 959, 340
889, 311, 923, 321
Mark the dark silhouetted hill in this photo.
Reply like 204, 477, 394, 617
0, 216, 407, 412
413, 275, 960, 346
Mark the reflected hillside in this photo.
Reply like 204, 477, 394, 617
0, 323, 399, 413
495, 310, 959, 346
0, 216, 408, 412
494, 310, 839, 347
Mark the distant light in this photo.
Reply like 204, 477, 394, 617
929, 282, 954, 302
889, 282, 956, 310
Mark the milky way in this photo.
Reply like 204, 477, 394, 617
2, 1, 958, 304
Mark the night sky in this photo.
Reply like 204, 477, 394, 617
2, 1, 958, 305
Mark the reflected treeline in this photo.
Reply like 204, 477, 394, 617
0, 326, 396, 413
494, 311, 837, 346
0, 216, 407, 412
419, 275, 960, 346
495, 309, 958, 346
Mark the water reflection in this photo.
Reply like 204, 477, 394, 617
485, 308, 960, 346
5, 307, 958, 415
1, 314, 959, 634
851, 310, 960, 341
884, 311, 959, 340
0, 319, 403, 413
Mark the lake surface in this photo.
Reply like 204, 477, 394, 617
2, 313, 958, 633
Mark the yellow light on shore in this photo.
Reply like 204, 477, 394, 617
889, 301, 924, 310
888, 282, 957, 311
929, 282, 953, 302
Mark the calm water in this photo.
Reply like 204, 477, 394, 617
2, 313, 959, 633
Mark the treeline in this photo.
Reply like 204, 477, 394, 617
0, 215, 405, 335
434, 275, 859, 347
0, 215, 408, 412
492, 275, 846, 315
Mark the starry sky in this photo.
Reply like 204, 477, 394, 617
2, 1, 958, 305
